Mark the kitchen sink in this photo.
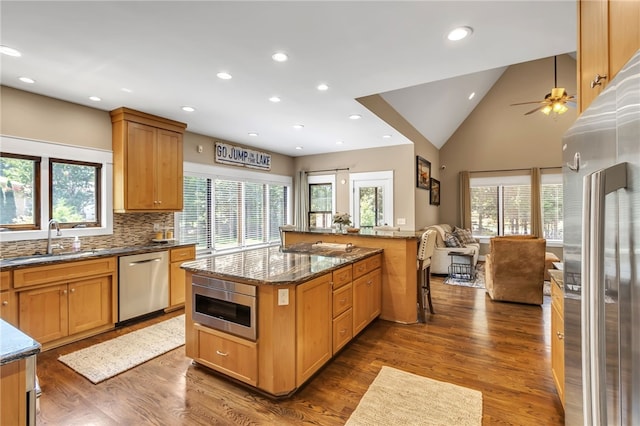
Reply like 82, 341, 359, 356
3, 249, 109, 265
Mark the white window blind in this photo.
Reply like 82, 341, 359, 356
541, 172, 563, 241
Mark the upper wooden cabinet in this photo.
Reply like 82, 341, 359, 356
110, 108, 187, 212
578, 0, 640, 112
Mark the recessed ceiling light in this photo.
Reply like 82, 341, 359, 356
0, 45, 21, 57
382, 134, 392, 139
295, 146, 303, 150
18, 77, 35, 84
293, 124, 304, 129
89, 96, 101, 102
121, 87, 132, 93
217, 72, 232, 80
248, 132, 259, 137
269, 96, 281, 103
181, 106, 196, 112
447, 26, 473, 41
349, 114, 362, 120
272, 52, 288, 62
336, 140, 344, 145
317, 83, 329, 91
468, 92, 476, 100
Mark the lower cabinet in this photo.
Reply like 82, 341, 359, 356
195, 325, 258, 386
168, 245, 196, 309
550, 273, 565, 407
19, 276, 112, 344
296, 274, 332, 386
353, 268, 382, 335
1, 358, 27, 426
0, 290, 18, 327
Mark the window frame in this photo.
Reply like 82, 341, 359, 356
0, 136, 113, 242
307, 174, 335, 229
0, 152, 41, 231
177, 161, 292, 256
349, 171, 394, 228
49, 157, 102, 228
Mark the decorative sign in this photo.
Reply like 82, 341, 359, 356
214, 142, 271, 170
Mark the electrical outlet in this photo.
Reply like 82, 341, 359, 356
397, 218, 406, 225
278, 288, 289, 306
197, 145, 204, 153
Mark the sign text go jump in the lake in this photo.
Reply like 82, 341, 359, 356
214, 142, 272, 170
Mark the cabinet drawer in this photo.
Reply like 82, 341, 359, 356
332, 283, 353, 317
333, 309, 353, 354
13, 257, 117, 289
332, 265, 352, 289
197, 328, 258, 386
170, 246, 195, 263
0, 271, 10, 291
352, 254, 382, 279
551, 278, 563, 317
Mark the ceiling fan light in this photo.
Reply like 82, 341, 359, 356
541, 105, 552, 115
553, 102, 568, 114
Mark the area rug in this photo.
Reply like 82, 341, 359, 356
58, 314, 185, 384
345, 366, 482, 426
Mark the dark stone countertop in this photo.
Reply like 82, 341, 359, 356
181, 243, 382, 286
0, 242, 195, 270
0, 319, 41, 365
284, 227, 420, 240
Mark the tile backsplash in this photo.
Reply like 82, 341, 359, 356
0, 213, 174, 258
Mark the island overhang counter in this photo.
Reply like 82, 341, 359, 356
180, 244, 383, 397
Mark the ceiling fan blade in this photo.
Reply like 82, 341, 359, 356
524, 105, 546, 115
510, 100, 545, 106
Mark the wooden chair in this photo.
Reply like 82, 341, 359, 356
417, 229, 437, 322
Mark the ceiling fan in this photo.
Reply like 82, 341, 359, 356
511, 56, 576, 116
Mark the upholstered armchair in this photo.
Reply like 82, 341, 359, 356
485, 236, 546, 305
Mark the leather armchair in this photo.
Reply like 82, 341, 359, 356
485, 235, 546, 305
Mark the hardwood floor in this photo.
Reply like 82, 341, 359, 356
35, 275, 564, 425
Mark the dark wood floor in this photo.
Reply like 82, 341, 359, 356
35, 274, 565, 425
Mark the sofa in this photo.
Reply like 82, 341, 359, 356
485, 235, 546, 305
424, 224, 479, 275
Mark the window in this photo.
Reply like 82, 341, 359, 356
50, 159, 101, 227
308, 175, 335, 229
177, 162, 291, 254
541, 172, 563, 242
350, 171, 394, 228
470, 174, 531, 237
0, 153, 40, 230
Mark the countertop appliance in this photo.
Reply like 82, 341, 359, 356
118, 251, 169, 323
562, 49, 639, 425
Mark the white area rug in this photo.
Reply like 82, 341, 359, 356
345, 366, 483, 426
58, 314, 184, 384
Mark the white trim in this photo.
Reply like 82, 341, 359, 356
349, 170, 394, 228
0, 135, 113, 242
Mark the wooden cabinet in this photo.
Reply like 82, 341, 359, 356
13, 257, 117, 350
19, 276, 112, 344
296, 273, 332, 386
1, 358, 27, 426
578, 0, 640, 112
332, 265, 353, 354
550, 272, 565, 407
195, 325, 258, 386
110, 107, 187, 212
352, 255, 382, 335
1, 270, 17, 326
168, 245, 196, 309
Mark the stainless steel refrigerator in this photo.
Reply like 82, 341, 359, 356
562, 49, 640, 425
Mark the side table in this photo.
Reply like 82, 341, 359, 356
448, 252, 475, 281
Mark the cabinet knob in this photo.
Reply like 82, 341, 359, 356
2, 300, 8, 306
556, 331, 564, 340
590, 73, 608, 88
70, 288, 75, 293
62, 289, 68, 295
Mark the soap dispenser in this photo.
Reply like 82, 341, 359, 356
72, 236, 81, 252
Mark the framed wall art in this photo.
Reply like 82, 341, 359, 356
430, 178, 440, 205
416, 156, 431, 190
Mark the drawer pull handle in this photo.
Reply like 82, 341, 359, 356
216, 350, 229, 357
339, 298, 346, 303
556, 331, 564, 340
340, 328, 347, 335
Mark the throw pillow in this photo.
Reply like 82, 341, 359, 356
444, 232, 463, 247
454, 227, 476, 245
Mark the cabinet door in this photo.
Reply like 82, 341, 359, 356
296, 274, 332, 386
155, 129, 183, 210
19, 284, 68, 343
125, 122, 157, 209
169, 261, 186, 307
353, 269, 381, 335
579, 0, 609, 112
0, 291, 18, 327
551, 303, 565, 407
1, 359, 26, 426
68, 276, 112, 335
609, 0, 640, 78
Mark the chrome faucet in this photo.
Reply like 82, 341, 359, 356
47, 219, 62, 254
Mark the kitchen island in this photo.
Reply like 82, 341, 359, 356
282, 228, 421, 324
181, 243, 382, 397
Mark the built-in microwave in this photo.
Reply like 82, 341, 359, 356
191, 275, 257, 341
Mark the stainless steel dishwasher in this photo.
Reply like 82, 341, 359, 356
118, 251, 169, 322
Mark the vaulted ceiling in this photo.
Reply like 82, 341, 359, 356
1, 1, 577, 156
